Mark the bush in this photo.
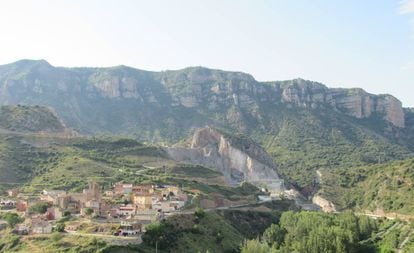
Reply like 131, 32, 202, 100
195, 207, 205, 219
28, 202, 49, 214
54, 223, 65, 232
84, 208, 93, 216
2, 213, 23, 228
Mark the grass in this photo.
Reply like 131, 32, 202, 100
0, 232, 108, 253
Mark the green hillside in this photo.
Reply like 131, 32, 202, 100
260, 107, 412, 187
241, 211, 414, 253
1, 60, 413, 191
321, 158, 414, 214
0, 105, 65, 133
0, 131, 262, 208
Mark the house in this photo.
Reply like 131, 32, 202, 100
161, 185, 181, 196
132, 184, 154, 195
134, 209, 159, 222
119, 219, 142, 236
153, 200, 184, 212
81, 200, 102, 216
41, 190, 66, 204
153, 201, 174, 212
105, 207, 119, 218
14, 224, 29, 235
117, 205, 136, 216
45, 207, 63, 220
56, 195, 81, 214
7, 188, 19, 197
0, 199, 16, 209
83, 181, 101, 201
16, 200, 28, 212
32, 221, 52, 234
132, 194, 152, 210
114, 183, 133, 195
104, 190, 114, 197
54, 182, 102, 214
42, 189, 66, 196
65, 223, 80, 232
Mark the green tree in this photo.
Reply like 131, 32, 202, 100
84, 208, 93, 216
195, 207, 205, 219
263, 224, 286, 249
54, 223, 65, 232
241, 239, 278, 253
28, 202, 49, 214
3, 213, 23, 228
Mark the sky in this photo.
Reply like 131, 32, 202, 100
0, 0, 413, 106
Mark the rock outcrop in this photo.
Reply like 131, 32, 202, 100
280, 81, 405, 128
312, 195, 336, 213
0, 60, 408, 139
166, 127, 280, 185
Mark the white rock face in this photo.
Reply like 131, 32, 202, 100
376, 95, 405, 128
166, 127, 279, 184
312, 195, 336, 213
280, 82, 405, 128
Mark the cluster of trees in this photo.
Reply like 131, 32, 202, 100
0, 213, 23, 228
28, 202, 49, 214
241, 211, 379, 253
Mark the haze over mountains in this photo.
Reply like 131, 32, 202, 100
0, 59, 411, 133
1, 59, 414, 190
2, 59, 414, 252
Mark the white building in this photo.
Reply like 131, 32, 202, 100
32, 221, 52, 234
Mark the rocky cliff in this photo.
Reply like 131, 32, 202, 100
166, 127, 280, 185
0, 60, 413, 188
280, 81, 405, 127
0, 60, 408, 134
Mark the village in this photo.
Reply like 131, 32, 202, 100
0, 181, 189, 239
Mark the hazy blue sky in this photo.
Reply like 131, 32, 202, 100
0, 0, 413, 106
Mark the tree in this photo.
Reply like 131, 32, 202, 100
195, 207, 205, 219
28, 202, 49, 214
54, 223, 65, 232
3, 213, 23, 228
263, 224, 286, 249
84, 208, 93, 216
241, 239, 278, 253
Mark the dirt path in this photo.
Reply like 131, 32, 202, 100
65, 230, 142, 245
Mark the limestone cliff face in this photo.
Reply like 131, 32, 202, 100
0, 61, 408, 138
280, 82, 405, 128
158, 71, 406, 128
166, 127, 279, 184
327, 89, 404, 127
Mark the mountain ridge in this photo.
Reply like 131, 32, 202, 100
0, 59, 409, 130
1, 59, 413, 189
